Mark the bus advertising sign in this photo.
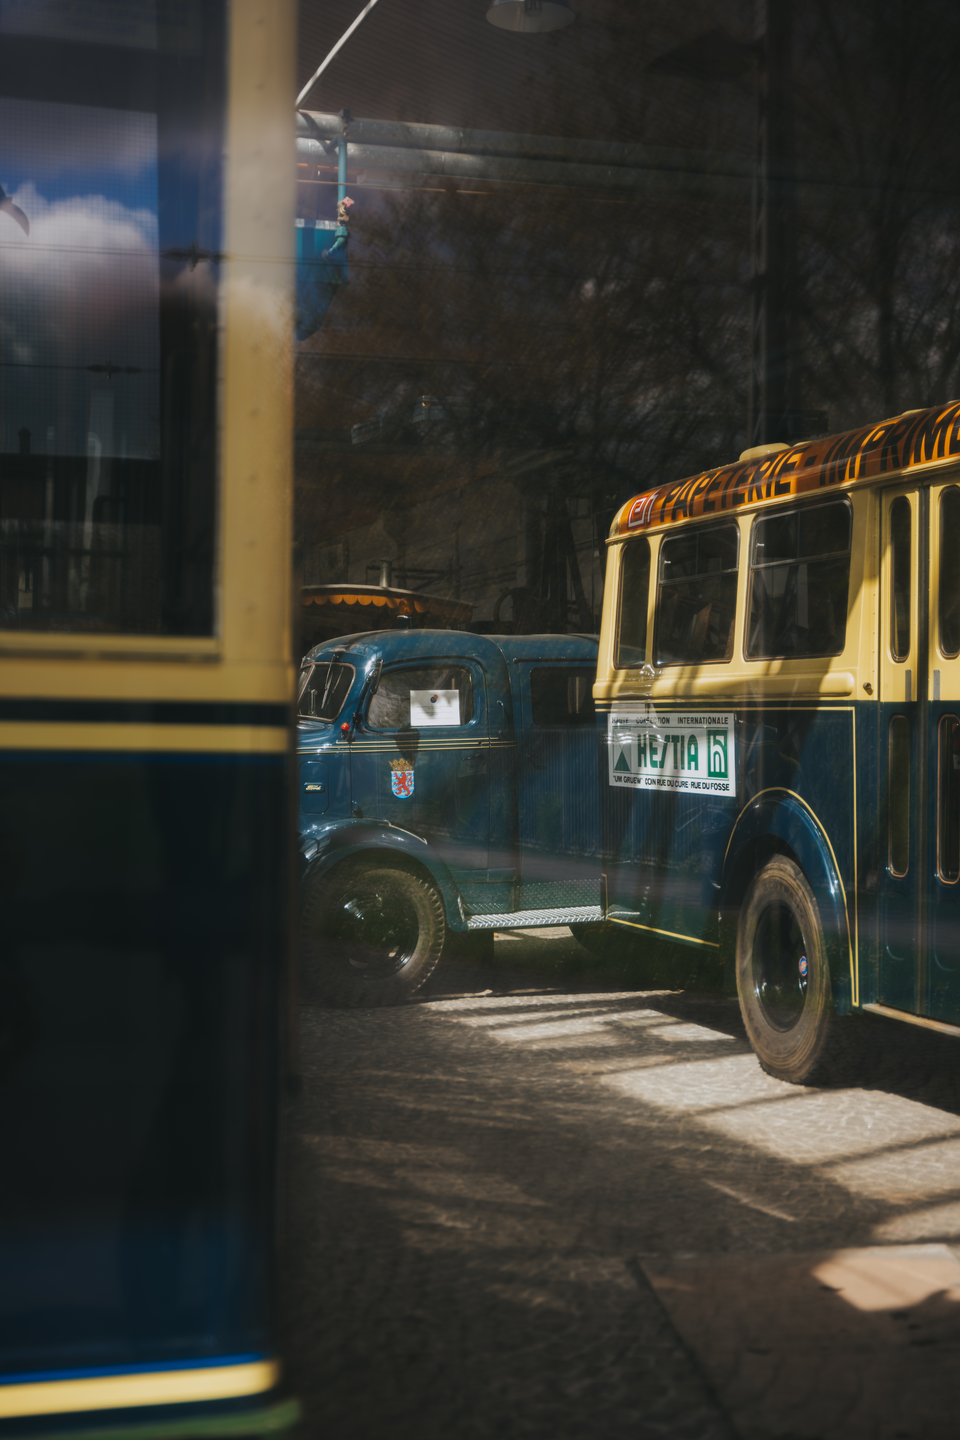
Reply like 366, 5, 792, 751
607, 707, 736, 796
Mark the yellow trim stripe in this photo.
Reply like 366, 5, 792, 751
608, 915, 719, 948
0, 1360, 280, 1419
0, 724, 288, 754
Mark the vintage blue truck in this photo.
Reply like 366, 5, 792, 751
297, 628, 601, 1004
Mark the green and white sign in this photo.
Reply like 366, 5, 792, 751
607, 707, 736, 796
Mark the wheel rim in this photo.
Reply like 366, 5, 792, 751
751, 899, 808, 1031
329, 882, 420, 977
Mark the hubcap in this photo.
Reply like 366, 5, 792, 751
752, 901, 808, 1031
330, 884, 420, 977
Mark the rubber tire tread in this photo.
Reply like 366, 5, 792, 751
301, 861, 445, 1008
736, 855, 833, 1085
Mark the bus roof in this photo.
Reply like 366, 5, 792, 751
609, 398, 960, 541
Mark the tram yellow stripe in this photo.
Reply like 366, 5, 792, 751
0, 1359, 280, 1418
0, 724, 289, 754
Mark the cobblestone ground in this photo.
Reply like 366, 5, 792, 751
280, 929, 960, 1440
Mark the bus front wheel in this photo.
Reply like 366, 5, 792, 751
301, 861, 445, 1007
736, 856, 833, 1085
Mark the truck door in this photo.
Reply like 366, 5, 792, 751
351, 658, 490, 874
514, 662, 600, 909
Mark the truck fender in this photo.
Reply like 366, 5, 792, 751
299, 819, 468, 932
720, 790, 852, 1014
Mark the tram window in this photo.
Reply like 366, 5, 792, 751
889, 497, 912, 661
746, 500, 851, 659
530, 668, 595, 725
939, 489, 960, 658
367, 666, 475, 729
655, 523, 738, 666
0, 6, 225, 635
298, 662, 355, 722
938, 717, 960, 883
615, 539, 650, 667
888, 715, 911, 877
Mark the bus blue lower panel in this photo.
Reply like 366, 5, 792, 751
0, 752, 290, 1431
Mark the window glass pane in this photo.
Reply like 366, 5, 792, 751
753, 513, 797, 567
889, 715, 911, 877
530, 667, 595, 725
615, 538, 649, 667
298, 662, 354, 721
746, 501, 851, 659
890, 496, 911, 662
940, 489, 960, 658
0, 2, 224, 635
656, 524, 738, 666
366, 665, 475, 729
939, 716, 960, 883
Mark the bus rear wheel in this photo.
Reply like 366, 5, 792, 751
301, 861, 445, 1007
736, 856, 832, 1085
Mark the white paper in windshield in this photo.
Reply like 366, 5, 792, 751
410, 690, 461, 727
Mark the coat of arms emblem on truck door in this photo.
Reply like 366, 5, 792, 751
390, 758, 415, 797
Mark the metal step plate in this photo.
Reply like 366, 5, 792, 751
466, 905, 603, 930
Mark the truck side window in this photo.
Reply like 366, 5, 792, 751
656, 523, 739, 666
530, 668, 595, 725
746, 499, 851, 659
366, 665, 475, 729
616, 539, 650, 667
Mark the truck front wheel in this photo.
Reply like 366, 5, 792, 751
301, 861, 445, 1007
736, 856, 833, 1084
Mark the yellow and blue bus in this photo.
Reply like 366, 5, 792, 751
0, 2, 297, 1435
597, 400, 960, 1083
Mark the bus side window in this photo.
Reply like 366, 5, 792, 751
939, 716, 960, 883
615, 539, 650, 667
939, 488, 960, 658
655, 523, 738, 666
889, 715, 911, 877
746, 500, 851, 659
890, 496, 911, 662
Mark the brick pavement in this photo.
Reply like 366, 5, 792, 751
280, 930, 960, 1439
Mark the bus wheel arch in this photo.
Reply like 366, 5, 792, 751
721, 794, 852, 1017
300, 852, 446, 1007
736, 855, 834, 1085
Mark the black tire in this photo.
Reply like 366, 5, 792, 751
736, 856, 833, 1084
301, 861, 445, 1007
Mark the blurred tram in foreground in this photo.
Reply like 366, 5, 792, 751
598, 403, 960, 1084
0, 3, 297, 1435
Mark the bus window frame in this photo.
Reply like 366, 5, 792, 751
653, 519, 740, 669
613, 535, 652, 670
744, 496, 853, 663
938, 485, 960, 660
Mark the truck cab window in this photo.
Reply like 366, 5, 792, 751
530, 668, 595, 725
298, 661, 354, 721
366, 665, 475, 729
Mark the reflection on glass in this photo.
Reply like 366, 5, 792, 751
0, 3, 222, 634
656, 524, 738, 666
615, 538, 649, 667
888, 715, 911, 877
940, 488, 960, 658
747, 501, 851, 660
939, 716, 960, 883
890, 497, 911, 661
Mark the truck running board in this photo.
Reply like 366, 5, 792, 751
466, 905, 603, 930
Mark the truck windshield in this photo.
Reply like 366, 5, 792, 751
298, 661, 354, 721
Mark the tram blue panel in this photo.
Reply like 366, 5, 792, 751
0, 752, 288, 1380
